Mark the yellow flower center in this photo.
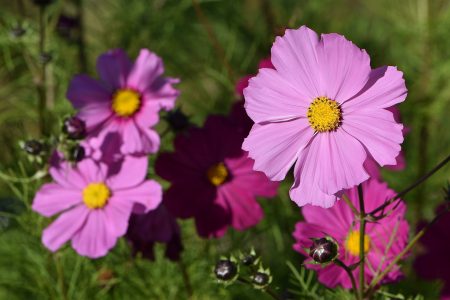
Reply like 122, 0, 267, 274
345, 230, 371, 256
307, 96, 342, 132
112, 89, 141, 117
207, 162, 229, 186
82, 183, 111, 209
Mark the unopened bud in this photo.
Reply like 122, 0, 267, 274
214, 259, 238, 281
309, 237, 338, 264
63, 116, 86, 140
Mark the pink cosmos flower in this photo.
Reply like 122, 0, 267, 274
155, 115, 279, 238
293, 179, 409, 288
32, 156, 162, 258
127, 204, 182, 261
235, 58, 273, 96
67, 48, 179, 156
242, 26, 407, 207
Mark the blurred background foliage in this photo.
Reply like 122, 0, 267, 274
0, 0, 449, 299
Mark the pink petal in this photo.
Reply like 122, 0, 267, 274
71, 209, 118, 258
289, 136, 339, 208
271, 26, 325, 99
242, 118, 314, 180
119, 121, 143, 154
244, 68, 309, 123
76, 102, 113, 130
106, 156, 149, 189
137, 125, 160, 154
75, 159, 107, 183
127, 49, 164, 92
42, 205, 89, 252
96, 49, 132, 91
316, 129, 369, 195
134, 101, 160, 127
32, 183, 82, 217
319, 33, 371, 102
343, 109, 403, 166
102, 197, 134, 236
142, 77, 179, 111
317, 263, 347, 288
67, 75, 111, 109
343, 66, 407, 112
113, 180, 162, 213
49, 153, 87, 189
235, 75, 251, 96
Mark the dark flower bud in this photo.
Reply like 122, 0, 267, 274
32, 0, 54, 7
23, 140, 43, 155
252, 272, 270, 287
242, 254, 257, 266
38, 52, 52, 65
63, 116, 86, 140
10, 26, 26, 38
69, 145, 85, 162
214, 259, 238, 281
165, 109, 190, 132
309, 237, 338, 264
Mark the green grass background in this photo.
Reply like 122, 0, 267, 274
0, 0, 449, 299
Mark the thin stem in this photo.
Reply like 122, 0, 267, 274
342, 194, 360, 218
368, 154, 450, 218
334, 259, 359, 300
37, 5, 48, 135
75, 0, 87, 72
367, 207, 450, 294
358, 184, 366, 299
178, 260, 193, 298
237, 277, 281, 300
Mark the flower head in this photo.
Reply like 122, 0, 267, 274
243, 26, 407, 207
126, 204, 182, 261
155, 115, 278, 238
67, 48, 179, 156
293, 179, 409, 288
32, 155, 162, 258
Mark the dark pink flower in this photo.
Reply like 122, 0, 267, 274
155, 115, 278, 238
67, 48, 179, 156
293, 179, 409, 288
127, 204, 182, 261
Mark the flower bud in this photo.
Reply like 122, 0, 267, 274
309, 237, 338, 264
63, 116, 86, 140
23, 140, 43, 155
252, 272, 270, 287
69, 145, 85, 162
242, 254, 256, 266
214, 259, 238, 281
165, 109, 190, 132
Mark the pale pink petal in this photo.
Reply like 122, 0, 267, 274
114, 180, 162, 213
317, 129, 369, 195
106, 156, 148, 189
242, 118, 314, 180
271, 26, 325, 99
71, 209, 118, 258
32, 183, 82, 217
142, 77, 179, 111
343, 109, 403, 166
42, 205, 89, 252
343, 66, 407, 112
76, 103, 113, 130
67, 75, 111, 109
119, 121, 143, 155
127, 49, 163, 92
96, 49, 132, 91
49, 153, 87, 189
75, 159, 107, 183
138, 126, 161, 154
244, 68, 309, 123
134, 101, 160, 127
319, 33, 371, 102
103, 197, 134, 236
317, 263, 347, 288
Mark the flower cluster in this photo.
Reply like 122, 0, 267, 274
32, 49, 179, 258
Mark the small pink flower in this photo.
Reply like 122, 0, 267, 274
243, 26, 407, 207
67, 48, 179, 156
32, 156, 162, 258
155, 115, 278, 238
293, 179, 409, 288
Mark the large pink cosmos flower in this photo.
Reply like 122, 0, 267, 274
155, 115, 278, 238
242, 26, 407, 207
67, 48, 179, 156
293, 179, 409, 288
32, 156, 162, 258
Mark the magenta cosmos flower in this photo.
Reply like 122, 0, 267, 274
67, 48, 179, 156
32, 156, 162, 258
155, 115, 279, 238
127, 204, 182, 261
242, 26, 407, 207
293, 178, 409, 288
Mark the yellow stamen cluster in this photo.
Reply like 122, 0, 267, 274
307, 96, 342, 132
112, 89, 141, 117
82, 183, 111, 209
345, 230, 371, 256
207, 162, 229, 186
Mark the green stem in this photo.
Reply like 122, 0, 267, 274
334, 259, 359, 300
37, 5, 48, 135
178, 260, 193, 298
358, 184, 366, 299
